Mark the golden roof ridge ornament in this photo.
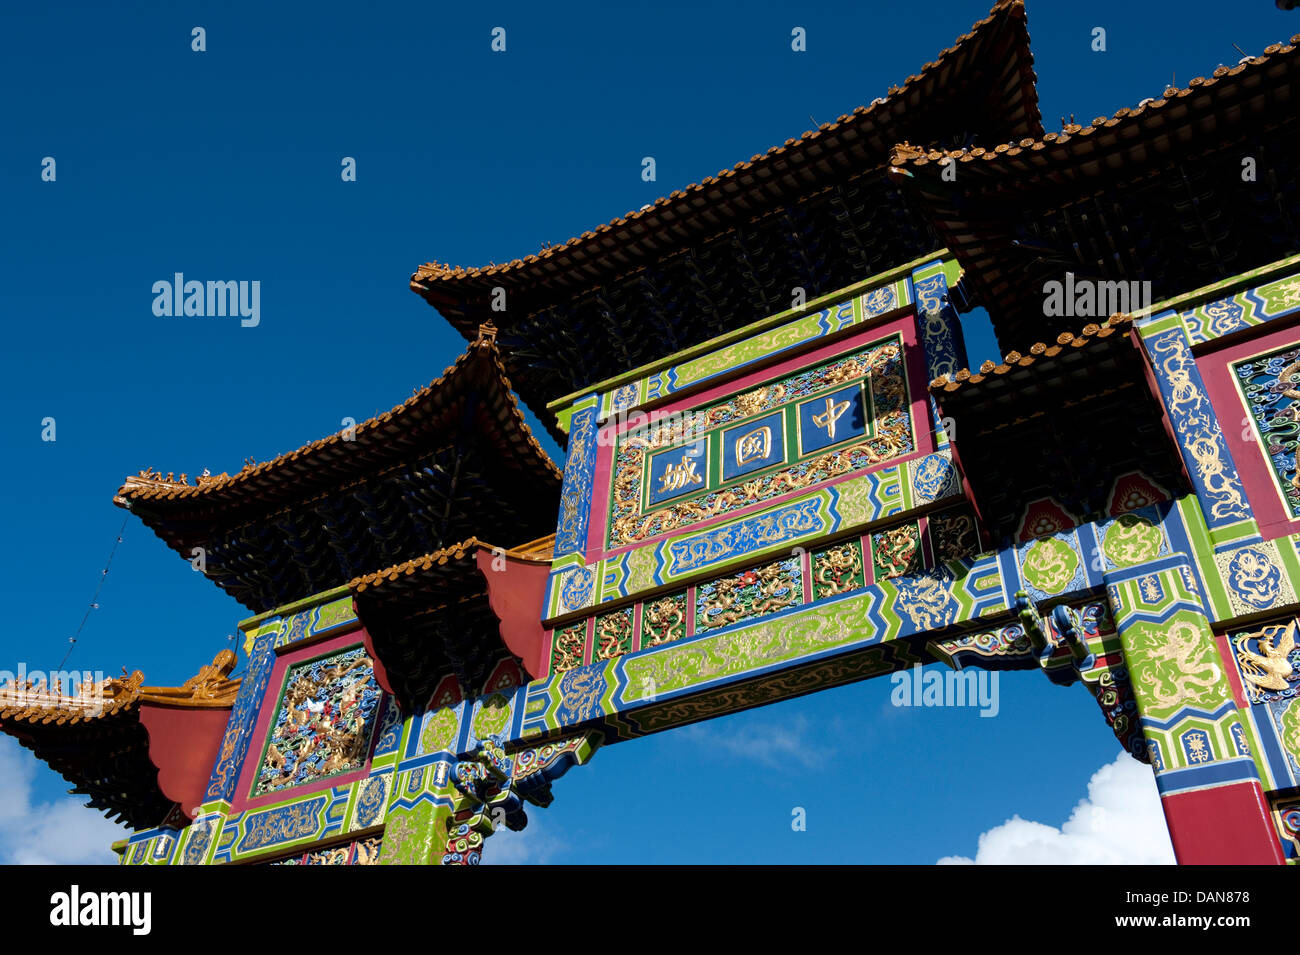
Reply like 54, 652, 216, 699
0, 667, 144, 719
0, 650, 241, 719
139, 649, 240, 707
127, 468, 192, 488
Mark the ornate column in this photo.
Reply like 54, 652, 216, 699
910, 260, 966, 385
1105, 554, 1284, 863
378, 687, 601, 865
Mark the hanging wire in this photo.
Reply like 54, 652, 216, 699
56, 516, 129, 670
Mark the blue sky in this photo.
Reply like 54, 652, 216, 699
1, 0, 1293, 864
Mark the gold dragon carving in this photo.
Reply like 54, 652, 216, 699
1133, 619, 1226, 711
813, 542, 863, 598
1150, 333, 1248, 521
699, 563, 799, 631
642, 596, 686, 647
595, 611, 633, 660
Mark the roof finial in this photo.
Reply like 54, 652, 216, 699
477, 320, 498, 344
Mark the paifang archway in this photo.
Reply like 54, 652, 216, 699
7, 3, 1300, 865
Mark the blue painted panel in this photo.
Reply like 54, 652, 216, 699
798, 384, 866, 456
721, 411, 785, 482
646, 439, 708, 506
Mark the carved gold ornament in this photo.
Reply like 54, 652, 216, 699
1235, 621, 1296, 692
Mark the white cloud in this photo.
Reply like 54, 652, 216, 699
937, 752, 1176, 865
483, 814, 566, 865
0, 736, 127, 864
682, 713, 827, 771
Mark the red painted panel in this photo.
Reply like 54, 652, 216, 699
584, 315, 931, 563
229, 626, 380, 815
1161, 780, 1285, 864
586, 422, 616, 557
1197, 316, 1300, 540
359, 621, 395, 697
476, 547, 549, 679
139, 704, 233, 820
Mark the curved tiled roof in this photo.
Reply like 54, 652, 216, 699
350, 536, 552, 708
409, 2, 1042, 424
926, 312, 1189, 539
0, 652, 240, 828
349, 535, 551, 596
930, 314, 1136, 394
115, 337, 559, 510
115, 337, 565, 612
413, 0, 1040, 297
891, 36, 1299, 174
888, 33, 1300, 353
